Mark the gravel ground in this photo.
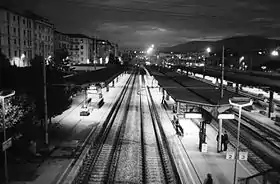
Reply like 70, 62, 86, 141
114, 76, 142, 183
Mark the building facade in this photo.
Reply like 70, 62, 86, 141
96, 39, 114, 64
27, 12, 54, 59
54, 31, 71, 51
67, 34, 93, 64
0, 7, 34, 67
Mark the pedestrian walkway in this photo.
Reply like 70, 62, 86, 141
146, 75, 260, 184
8, 73, 128, 184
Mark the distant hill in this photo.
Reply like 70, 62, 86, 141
160, 36, 280, 53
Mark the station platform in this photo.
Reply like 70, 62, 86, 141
146, 75, 260, 184
8, 73, 128, 184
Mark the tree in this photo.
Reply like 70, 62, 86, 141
54, 49, 69, 66
29, 56, 72, 122
0, 94, 36, 129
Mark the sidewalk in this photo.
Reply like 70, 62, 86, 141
147, 76, 259, 184
7, 73, 129, 184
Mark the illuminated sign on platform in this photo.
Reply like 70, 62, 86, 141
185, 113, 202, 119
218, 113, 235, 119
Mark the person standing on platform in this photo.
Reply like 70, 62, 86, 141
203, 173, 213, 184
216, 133, 224, 152
223, 131, 229, 151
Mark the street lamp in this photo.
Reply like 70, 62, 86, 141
0, 90, 15, 184
271, 50, 279, 56
229, 97, 253, 184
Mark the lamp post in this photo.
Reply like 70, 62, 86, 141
43, 56, 51, 145
229, 97, 253, 184
0, 90, 15, 184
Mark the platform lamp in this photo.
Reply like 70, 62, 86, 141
229, 97, 253, 184
0, 90, 15, 184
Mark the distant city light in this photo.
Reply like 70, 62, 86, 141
258, 51, 262, 55
20, 54, 25, 60
261, 66, 267, 70
206, 47, 211, 53
134, 51, 137, 54
271, 50, 279, 56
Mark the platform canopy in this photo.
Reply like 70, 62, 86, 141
64, 67, 123, 87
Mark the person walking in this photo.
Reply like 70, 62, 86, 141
203, 173, 213, 184
223, 131, 229, 151
173, 117, 183, 136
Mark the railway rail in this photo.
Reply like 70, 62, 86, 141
73, 73, 136, 183
59, 72, 134, 183
141, 74, 181, 183
61, 70, 181, 184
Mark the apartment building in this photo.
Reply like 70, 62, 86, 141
54, 31, 71, 51
67, 34, 93, 64
96, 39, 114, 64
27, 12, 54, 59
0, 7, 34, 67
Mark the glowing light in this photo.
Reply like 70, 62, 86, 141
271, 50, 279, 56
105, 56, 109, 63
20, 54, 25, 60
206, 47, 211, 53
146, 47, 153, 54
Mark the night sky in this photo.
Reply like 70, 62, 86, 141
1, 0, 280, 49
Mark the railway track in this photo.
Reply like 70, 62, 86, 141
73, 73, 136, 183
141, 76, 181, 183
230, 109, 280, 153
141, 74, 180, 183
62, 71, 181, 184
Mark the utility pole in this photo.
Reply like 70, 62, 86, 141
220, 45, 225, 99
43, 58, 49, 145
94, 36, 97, 70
